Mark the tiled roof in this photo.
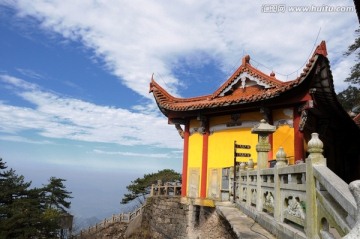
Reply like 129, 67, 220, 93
149, 41, 328, 114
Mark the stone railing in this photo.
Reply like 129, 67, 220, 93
75, 205, 145, 238
234, 132, 360, 239
150, 180, 182, 197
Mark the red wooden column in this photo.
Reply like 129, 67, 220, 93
181, 123, 190, 197
200, 122, 209, 199
294, 109, 305, 162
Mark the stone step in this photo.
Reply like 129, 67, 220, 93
216, 203, 276, 239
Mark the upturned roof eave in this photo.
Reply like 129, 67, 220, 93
150, 54, 319, 114
149, 41, 349, 119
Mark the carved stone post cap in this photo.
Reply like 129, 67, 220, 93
276, 147, 287, 167
247, 158, 254, 169
240, 162, 246, 170
276, 147, 287, 159
251, 119, 276, 134
307, 132, 323, 154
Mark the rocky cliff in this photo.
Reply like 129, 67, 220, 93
77, 196, 236, 239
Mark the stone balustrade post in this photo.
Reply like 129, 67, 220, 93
157, 180, 162, 195
343, 180, 360, 239
274, 147, 287, 222
252, 119, 276, 212
165, 182, 169, 195
246, 170, 252, 207
150, 184, 154, 196
238, 165, 244, 201
305, 132, 326, 239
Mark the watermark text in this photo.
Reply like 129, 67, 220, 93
261, 4, 354, 13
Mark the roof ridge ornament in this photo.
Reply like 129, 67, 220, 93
314, 40, 327, 57
242, 55, 251, 65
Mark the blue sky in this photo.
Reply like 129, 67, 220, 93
0, 0, 358, 220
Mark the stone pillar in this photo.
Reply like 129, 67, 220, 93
251, 119, 276, 169
305, 132, 326, 239
252, 119, 276, 212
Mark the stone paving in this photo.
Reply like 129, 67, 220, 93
216, 202, 276, 239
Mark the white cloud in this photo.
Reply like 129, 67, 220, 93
93, 149, 169, 158
0, 134, 53, 144
2, 0, 357, 98
16, 68, 45, 80
331, 54, 357, 93
0, 0, 357, 148
0, 75, 182, 149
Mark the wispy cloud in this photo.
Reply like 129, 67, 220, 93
16, 68, 45, 80
0, 1, 357, 149
0, 134, 53, 144
93, 149, 169, 158
0, 75, 182, 149
2, 0, 357, 97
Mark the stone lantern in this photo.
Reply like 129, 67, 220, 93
251, 119, 276, 169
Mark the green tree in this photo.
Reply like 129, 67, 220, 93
0, 163, 41, 238
2, 188, 46, 238
337, 86, 360, 112
121, 169, 181, 205
43, 177, 72, 212
344, 28, 360, 85
338, 27, 360, 111
0, 158, 6, 171
41, 177, 73, 238
0, 159, 73, 238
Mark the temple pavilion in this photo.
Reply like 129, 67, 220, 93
149, 41, 360, 205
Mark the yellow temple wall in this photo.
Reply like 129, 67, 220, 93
188, 132, 203, 168
207, 112, 262, 166
207, 128, 258, 168
206, 112, 260, 199
272, 108, 295, 164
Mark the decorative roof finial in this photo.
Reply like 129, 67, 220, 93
314, 41, 327, 57
242, 55, 251, 65
149, 73, 155, 93
270, 71, 275, 77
